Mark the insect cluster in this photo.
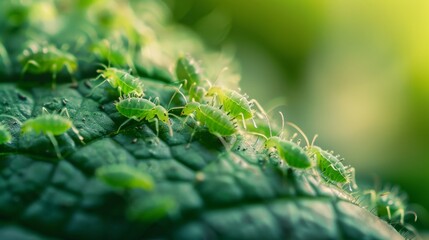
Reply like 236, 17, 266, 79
2, 48, 419, 230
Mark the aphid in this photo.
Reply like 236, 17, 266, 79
19, 43, 77, 88
181, 101, 238, 136
169, 88, 238, 147
309, 143, 357, 191
96, 164, 154, 190
287, 121, 358, 191
0, 123, 12, 144
115, 96, 173, 136
20, 108, 84, 158
248, 113, 312, 169
175, 54, 202, 90
206, 85, 270, 129
175, 55, 206, 102
364, 188, 417, 225
89, 66, 144, 97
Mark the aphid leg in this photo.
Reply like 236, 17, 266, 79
51, 64, 58, 89
238, 113, 247, 130
398, 208, 405, 225
71, 126, 85, 144
42, 107, 50, 115
186, 121, 199, 148
363, 190, 377, 205
148, 117, 160, 136
405, 211, 418, 222
167, 84, 187, 109
116, 118, 134, 134
213, 133, 231, 153
249, 99, 271, 136
46, 132, 62, 159
86, 77, 108, 97
348, 167, 358, 190
65, 63, 77, 87
59, 108, 70, 118
386, 206, 392, 222
21, 60, 40, 81
0, 114, 23, 125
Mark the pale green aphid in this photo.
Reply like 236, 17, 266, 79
89, 66, 144, 97
175, 54, 206, 102
19, 43, 77, 88
364, 188, 417, 225
96, 164, 154, 190
0, 123, 12, 144
248, 113, 312, 169
21, 108, 84, 159
127, 195, 177, 223
309, 141, 357, 191
115, 96, 173, 136
206, 85, 269, 129
287, 121, 358, 190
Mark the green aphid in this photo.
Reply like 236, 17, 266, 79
89, 67, 144, 97
21, 108, 84, 158
115, 96, 173, 136
248, 114, 312, 169
0, 123, 12, 144
96, 164, 154, 190
175, 54, 206, 102
127, 195, 177, 223
364, 188, 417, 225
19, 43, 77, 88
310, 145, 357, 190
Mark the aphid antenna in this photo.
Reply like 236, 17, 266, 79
0, 114, 23, 125
247, 131, 269, 141
209, 66, 229, 87
286, 121, 310, 148
310, 134, 319, 148
167, 84, 188, 109
278, 111, 285, 138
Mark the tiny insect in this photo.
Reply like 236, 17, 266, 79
248, 113, 312, 169
169, 87, 239, 149
175, 54, 206, 102
364, 188, 417, 225
19, 43, 77, 88
206, 85, 270, 129
0, 123, 12, 144
20, 108, 84, 158
309, 143, 357, 191
286, 121, 358, 191
115, 96, 173, 136
96, 164, 154, 190
89, 66, 144, 97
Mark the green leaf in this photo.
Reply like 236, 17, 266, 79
0, 0, 408, 239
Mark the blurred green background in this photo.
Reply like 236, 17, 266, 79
163, 0, 429, 230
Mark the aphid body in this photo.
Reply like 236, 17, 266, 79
310, 146, 357, 190
265, 136, 312, 169
365, 189, 416, 225
115, 97, 172, 136
19, 43, 77, 88
175, 55, 206, 102
20, 108, 84, 158
0, 123, 12, 144
248, 117, 312, 169
176, 55, 202, 90
96, 164, 154, 190
92, 67, 144, 97
181, 102, 237, 136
